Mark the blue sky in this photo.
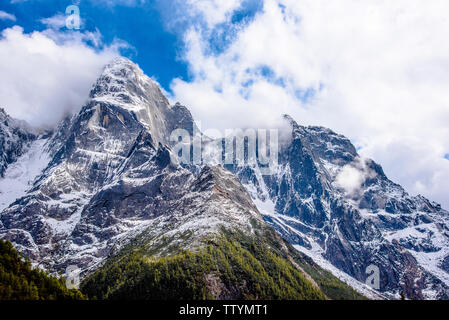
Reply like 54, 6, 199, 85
0, 0, 262, 90
0, 0, 190, 90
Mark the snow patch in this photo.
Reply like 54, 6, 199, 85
293, 242, 385, 300
0, 139, 51, 211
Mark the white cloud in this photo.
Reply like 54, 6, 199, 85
155, 0, 242, 35
94, 0, 147, 6
170, 0, 449, 208
0, 11, 16, 21
40, 14, 70, 30
335, 158, 376, 197
336, 165, 365, 197
360, 136, 449, 209
186, 0, 241, 28
0, 26, 123, 128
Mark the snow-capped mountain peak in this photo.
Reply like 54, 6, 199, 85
1, 59, 448, 300
228, 115, 449, 299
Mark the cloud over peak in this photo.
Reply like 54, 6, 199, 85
170, 0, 449, 208
0, 26, 122, 128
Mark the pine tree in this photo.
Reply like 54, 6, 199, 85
0, 239, 86, 300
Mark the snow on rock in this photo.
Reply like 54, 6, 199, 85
0, 59, 261, 278
229, 115, 449, 299
0, 138, 50, 211
1, 58, 448, 300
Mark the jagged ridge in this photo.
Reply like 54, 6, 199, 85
0, 57, 448, 300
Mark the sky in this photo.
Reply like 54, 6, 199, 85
0, 0, 448, 209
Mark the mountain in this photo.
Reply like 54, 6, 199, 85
0, 108, 36, 178
0, 109, 42, 211
0, 58, 200, 272
222, 115, 449, 299
0, 58, 364, 300
0, 57, 447, 299
0, 239, 86, 300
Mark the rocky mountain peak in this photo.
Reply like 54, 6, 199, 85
89, 57, 165, 104
85, 58, 195, 148
1, 59, 449, 300
0, 108, 8, 119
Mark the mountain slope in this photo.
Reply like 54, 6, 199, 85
224, 115, 449, 299
0, 58, 363, 300
0, 108, 36, 178
0, 109, 44, 211
0, 239, 85, 300
1, 57, 447, 299
0, 58, 198, 271
81, 228, 365, 300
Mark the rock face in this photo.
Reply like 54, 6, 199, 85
0, 58, 448, 300
0, 58, 265, 278
225, 115, 449, 299
0, 109, 36, 178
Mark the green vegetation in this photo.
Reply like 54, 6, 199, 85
81, 233, 326, 300
249, 227, 367, 300
295, 260, 366, 300
81, 228, 366, 300
244, 229, 364, 300
0, 226, 366, 301
205, 226, 366, 300
0, 239, 86, 300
